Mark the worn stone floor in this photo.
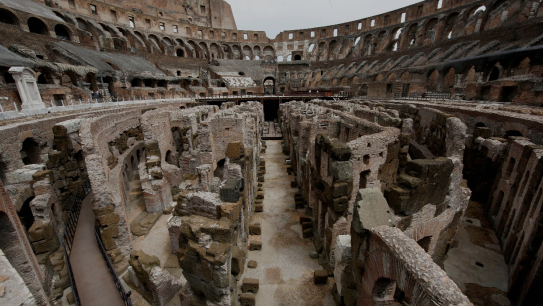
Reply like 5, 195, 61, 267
444, 201, 511, 306
244, 140, 335, 306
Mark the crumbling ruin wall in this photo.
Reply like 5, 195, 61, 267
280, 99, 472, 304
164, 102, 263, 306
352, 225, 472, 306
79, 109, 144, 269
485, 136, 543, 304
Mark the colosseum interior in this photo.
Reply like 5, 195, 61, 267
0, 0, 542, 305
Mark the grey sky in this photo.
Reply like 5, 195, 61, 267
227, 0, 422, 39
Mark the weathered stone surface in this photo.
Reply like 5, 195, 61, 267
353, 188, 394, 234
247, 260, 257, 268
130, 211, 161, 236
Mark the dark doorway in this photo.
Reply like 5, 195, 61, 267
401, 83, 410, 97
21, 138, 43, 165
263, 100, 279, 121
501, 86, 517, 102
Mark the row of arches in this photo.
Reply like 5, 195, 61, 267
0, 7, 278, 60
301, 1, 534, 62
0, 8, 74, 41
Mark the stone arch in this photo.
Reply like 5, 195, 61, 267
375, 74, 384, 82
232, 45, 242, 59
27, 17, 48, 35
210, 43, 220, 59
486, 63, 503, 81
54, 24, 71, 40
427, 69, 440, 91
76, 17, 89, 31
424, 18, 439, 42
0, 8, 20, 27
199, 42, 209, 59
387, 73, 396, 81
442, 12, 460, 40
263, 45, 275, 60
404, 23, 418, 47
176, 48, 185, 57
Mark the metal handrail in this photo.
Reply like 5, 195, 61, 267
94, 223, 133, 306
61, 179, 92, 306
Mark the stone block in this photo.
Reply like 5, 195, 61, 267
218, 201, 241, 222
353, 188, 394, 234
314, 270, 328, 284
247, 260, 257, 268
249, 241, 262, 251
474, 127, 492, 139
240, 293, 256, 306
220, 179, 242, 203
295, 200, 304, 209
301, 222, 313, 231
332, 182, 351, 198
300, 215, 311, 224
256, 192, 264, 199
249, 224, 261, 235
303, 228, 313, 238
242, 278, 259, 293
329, 161, 352, 181
332, 196, 349, 213
254, 204, 263, 212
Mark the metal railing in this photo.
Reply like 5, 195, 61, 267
394, 91, 452, 100
61, 179, 92, 306
94, 222, 133, 306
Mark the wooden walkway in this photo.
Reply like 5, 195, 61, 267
70, 192, 125, 306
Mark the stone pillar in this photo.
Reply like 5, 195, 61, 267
8, 67, 46, 110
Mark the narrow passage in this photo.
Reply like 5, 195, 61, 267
70, 192, 125, 306
244, 140, 334, 306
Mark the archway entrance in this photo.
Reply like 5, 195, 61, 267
263, 77, 275, 95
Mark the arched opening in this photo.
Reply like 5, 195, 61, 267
0, 9, 19, 26
263, 77, 275, 95
277, 55, 284, 62
293, 54, 302, 61
54, 24, 70, 40
504, 130, 523, 138
27, 17, 48, 35
3, 70, 15, 84
475, 122, 486, 128
489, 66, 500, 81
21, 138, 43, 165
417, 236, 432, 252
214, 158, 226, 180
359, 170, 370, 189
176, 49, 184, 57
157, 80, 167, 88
18, 196, 35, 234
131, 78, 143, 87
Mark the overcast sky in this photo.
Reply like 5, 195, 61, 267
227, 0, 422, 39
